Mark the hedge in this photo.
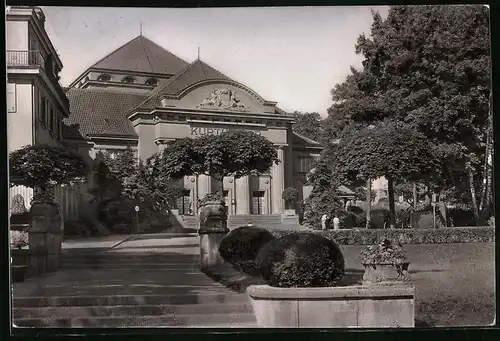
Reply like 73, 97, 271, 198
270, 227, 495, 245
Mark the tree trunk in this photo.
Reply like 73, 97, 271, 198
387, 176, 396, 229
412, 181, 418, 208
366, 179, 372, 228
467, 167, 480, 223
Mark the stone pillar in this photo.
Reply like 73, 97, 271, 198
198, 201, 229, 271
235, 176, 250, 215
198, 175, 212, 201
28, 201, 62, 273
271, 146, 285, 214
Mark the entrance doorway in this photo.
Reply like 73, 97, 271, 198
252, 191, 266, 215
176, 190, 192, 215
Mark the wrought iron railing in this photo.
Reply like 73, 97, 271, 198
7, 50, 45, 69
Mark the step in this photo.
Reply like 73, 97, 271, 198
13, 292, 250, 308
61, 260, 200, 271
13, 301, 253, 318
13, 312, 257, 328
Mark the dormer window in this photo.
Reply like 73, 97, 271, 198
97, 74, 111, 82
122, 76, 135, 84
145, 78, 158, 86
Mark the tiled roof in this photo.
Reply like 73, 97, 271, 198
90, 35, 189, 75
63, 88, 146, 139
131, 59, 289, 118
132, 59, 233, 111
292, 132, 322, 146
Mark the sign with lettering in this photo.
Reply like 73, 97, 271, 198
190, 126, 262, 136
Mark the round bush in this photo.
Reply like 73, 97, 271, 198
370, 208, 390, 229
218, 226, 275, 275
256, 233, 345, 287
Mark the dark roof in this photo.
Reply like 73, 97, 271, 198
63, 88, 146, 139
90, 35, 189, 75
292, 132, 322, 146
133, 59, 233, 110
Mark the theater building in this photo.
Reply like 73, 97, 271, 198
63, 35, 326, 215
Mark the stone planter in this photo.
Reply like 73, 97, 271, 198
198, 201, 229, 271
247, 284, 415, 328
29, 201, 63, 273
362, 262, 411, 284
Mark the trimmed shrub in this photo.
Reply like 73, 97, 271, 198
370, 208, 390, 229
447, 207, 476, 227
271, 227, 495, 245
347, 205, 364, 215
218, 226, 275, 275
256, 233, 345, 287
98, 197, 136, 233
64, 220, 93, 237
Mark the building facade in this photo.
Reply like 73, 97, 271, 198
6, 6, 68, 152
62, 34, 323, 215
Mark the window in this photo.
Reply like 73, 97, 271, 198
7, 83, 16, 113
297, 156, 314, 173
121, 76, 135, 84
145, 78, 158, 86
40, 97, 46, 125
48, 107, 54, 131
97, 74, 111, 82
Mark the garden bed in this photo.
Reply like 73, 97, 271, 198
271, 227, 495, 245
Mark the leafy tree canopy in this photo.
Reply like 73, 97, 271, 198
292, 111, 325, 144
159, 130, 280, 180
9, 144, 88, 190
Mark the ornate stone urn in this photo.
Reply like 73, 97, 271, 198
198, 197, 229, 271
362, 262, 411, 284
361, 239, 411, 285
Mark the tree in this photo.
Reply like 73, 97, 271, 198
9, 144, 88, 202
292, 111, 324, 143
159, 130, 280, 181
102, 146, 137, 183
326, 5, 491, 222
331, 121, 439, 228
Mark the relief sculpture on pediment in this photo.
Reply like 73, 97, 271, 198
196, 88, 250, 111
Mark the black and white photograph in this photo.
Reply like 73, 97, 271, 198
6, 4, 495, 329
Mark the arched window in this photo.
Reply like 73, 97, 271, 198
122, 76, 135, 84
97, 74, 111, 82
145, 78, 158, 86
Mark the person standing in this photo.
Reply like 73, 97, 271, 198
321, 213, 328, 230
333, 216, 340, 230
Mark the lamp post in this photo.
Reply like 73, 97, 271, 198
134, 205, 140, 236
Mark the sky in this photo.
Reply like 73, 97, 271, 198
41, 6, 389, 116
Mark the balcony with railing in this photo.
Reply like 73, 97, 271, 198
7, 50, 69, 109
7, 50, 46, 69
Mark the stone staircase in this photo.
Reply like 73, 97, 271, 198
12, 237, 257, 328
180, 214, 302, 231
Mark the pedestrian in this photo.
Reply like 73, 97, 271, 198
333, 216, 340, 230
321, 213, 328, 230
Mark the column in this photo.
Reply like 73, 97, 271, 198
271, 146, 285, 214
235, 176, 250, 215
198, 174, 212, 200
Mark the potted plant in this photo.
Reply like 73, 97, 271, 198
10, 194, 30, 227
246, 233, 415, 328
282, 187, 299, 215
10, 230, 29, 282
361, 239, 411, 284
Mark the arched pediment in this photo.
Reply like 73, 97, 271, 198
161, 80, 277, 113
